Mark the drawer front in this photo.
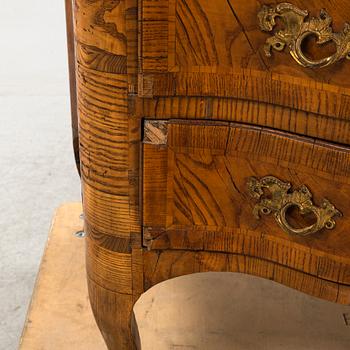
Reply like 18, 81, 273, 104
140, 0, 350, 120
142, 120, 350, 285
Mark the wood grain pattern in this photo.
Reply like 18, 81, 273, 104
143, 71, 350, 120
71, 1, 350, 349
140, 0, 350, 121
74, 1, 141, 349
141, 96, 350, 145
143, 250, 350, 305
143, 121, 350, 289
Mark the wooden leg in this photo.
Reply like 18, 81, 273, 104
87, 263, 138, 349
85, 233, 144, 349
84, 236, 145, 350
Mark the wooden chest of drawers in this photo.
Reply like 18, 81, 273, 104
66, 0, 350, 348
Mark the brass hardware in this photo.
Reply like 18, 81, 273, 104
258, 3, 350, 68
247, 176, 342, 237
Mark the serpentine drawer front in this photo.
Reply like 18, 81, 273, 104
143, 120, 350, 287
140, 0, 350, 145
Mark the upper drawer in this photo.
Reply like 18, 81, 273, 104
140, 0, 350, 119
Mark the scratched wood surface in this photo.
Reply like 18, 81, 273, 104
70, 0, 350, 349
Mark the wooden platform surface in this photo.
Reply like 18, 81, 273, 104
19, 203, 106, 350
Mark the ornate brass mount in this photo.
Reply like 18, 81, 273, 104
247, 176, 342, 237
258, 3, 350, 68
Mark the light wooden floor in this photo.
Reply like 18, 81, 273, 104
19, 203, 106, 350
20, 203, 350, 350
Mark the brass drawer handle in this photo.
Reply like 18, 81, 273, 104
247, 176, 342, 237
258, 3, 350, 68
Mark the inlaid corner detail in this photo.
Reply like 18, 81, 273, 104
143, 121, 168, 145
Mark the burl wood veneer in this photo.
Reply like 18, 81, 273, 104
66, 0, 350, 348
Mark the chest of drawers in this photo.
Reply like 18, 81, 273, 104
66, 0, 350, 348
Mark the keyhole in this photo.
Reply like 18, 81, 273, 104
284, 205, 317, 230
300, 34, 337, 62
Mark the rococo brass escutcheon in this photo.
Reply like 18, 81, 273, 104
247, 176, 342, 237
258, 2, 350, 68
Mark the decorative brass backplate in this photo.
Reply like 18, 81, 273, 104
247, 176, 342, 237
258, 3, 350, 68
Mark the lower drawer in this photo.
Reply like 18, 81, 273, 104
142, 120, 350, 285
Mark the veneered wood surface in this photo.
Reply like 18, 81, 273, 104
142, 96, 350, 145
143, 121, 350, 289
140, 0, 350, 121
143, 250, 350, 305
73, 1, 142, 349
71, 1, 350, 349
141, 0, 350, 76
